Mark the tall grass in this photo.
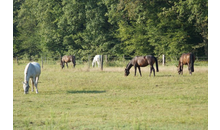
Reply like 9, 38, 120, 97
13, 62, 208, 130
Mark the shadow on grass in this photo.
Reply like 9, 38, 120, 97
67, 90, 106, 94
156, 75, 174, 77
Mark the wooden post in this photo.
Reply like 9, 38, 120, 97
162, 54, 165, 66
101, 55, 103, 71
88, 55, 90, 69
44, 57, 46, 65
16, 56, 18, 65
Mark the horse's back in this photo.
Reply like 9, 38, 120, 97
95, 55, 101, 59
180, 53, 194, 64
62, 55, 68, 61
134, 56, 148, 66
62, 55, 75, 62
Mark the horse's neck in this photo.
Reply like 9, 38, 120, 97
24, 63, 31, 83
126, 62, 133, 70
92, 59, 96, 64
178, 61, 182, 66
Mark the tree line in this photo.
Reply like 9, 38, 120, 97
13, 0, 208, 60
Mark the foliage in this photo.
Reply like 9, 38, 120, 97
13, 0, 208, 59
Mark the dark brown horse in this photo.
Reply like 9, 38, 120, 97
125, 55, 159, 77
177, 53, 195, 75
60, 55, 76, 69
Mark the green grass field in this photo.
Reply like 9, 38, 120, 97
13, 62, 208, 130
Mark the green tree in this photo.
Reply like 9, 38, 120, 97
13, 0, 208, 60
13, 0, 25, 57
81, 0, 115, 57
59, 0, 85, 56
36, 0, 64, 57
16, 0, 41, 57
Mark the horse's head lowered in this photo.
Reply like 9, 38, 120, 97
124, 69, 130, 76
177, 65, 182, 75
22, 81, 30, 94
60, 60, 64, 69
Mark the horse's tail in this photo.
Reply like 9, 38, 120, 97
72, 55, 76, 67
154, 57, 159, 72
189, 53, 194, 72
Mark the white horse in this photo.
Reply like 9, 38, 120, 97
92, 55, 101, 67
22, 62, 41, 94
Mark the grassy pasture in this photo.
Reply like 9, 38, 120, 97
13, 62, 208, 130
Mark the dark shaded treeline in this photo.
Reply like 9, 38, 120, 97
13, 0, 208, 60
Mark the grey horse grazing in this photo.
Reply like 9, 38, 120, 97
22, 62, 41, 94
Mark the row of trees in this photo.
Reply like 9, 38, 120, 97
13, 0, 208, 60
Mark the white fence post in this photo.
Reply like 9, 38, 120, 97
162, 54, 165, 66
101, 55, 103, 71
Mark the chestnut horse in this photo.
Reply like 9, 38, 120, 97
177, 53, 195, 75
60, 55, 76, 69
125, 55, 159, 77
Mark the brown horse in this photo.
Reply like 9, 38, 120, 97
177, 53, 195, 75
125, 55, 159, 77
60, 55, 76, 69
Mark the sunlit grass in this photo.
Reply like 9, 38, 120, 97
13, 62, 208, 130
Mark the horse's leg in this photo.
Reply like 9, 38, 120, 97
66, 62, 68, 68
34, 77, 39, 93
31, 77, 38, 93
61, 62, 64, 69
181, 64, 183, 75
134, 65, 137, 76
31, 78, 34, 92
149, 66, 152, 77
152, 66, 155, 77
188, 64, 192, 75
138, 66, 142, 76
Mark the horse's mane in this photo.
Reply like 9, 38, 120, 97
24, 63, 32, 83
24, 63, 31, 74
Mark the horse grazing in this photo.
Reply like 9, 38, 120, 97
92, 55, 101, 67
177, 53, 195, 75
22, 62, 41, 94
125, 55, 159, 77
60, 55, 76, 69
